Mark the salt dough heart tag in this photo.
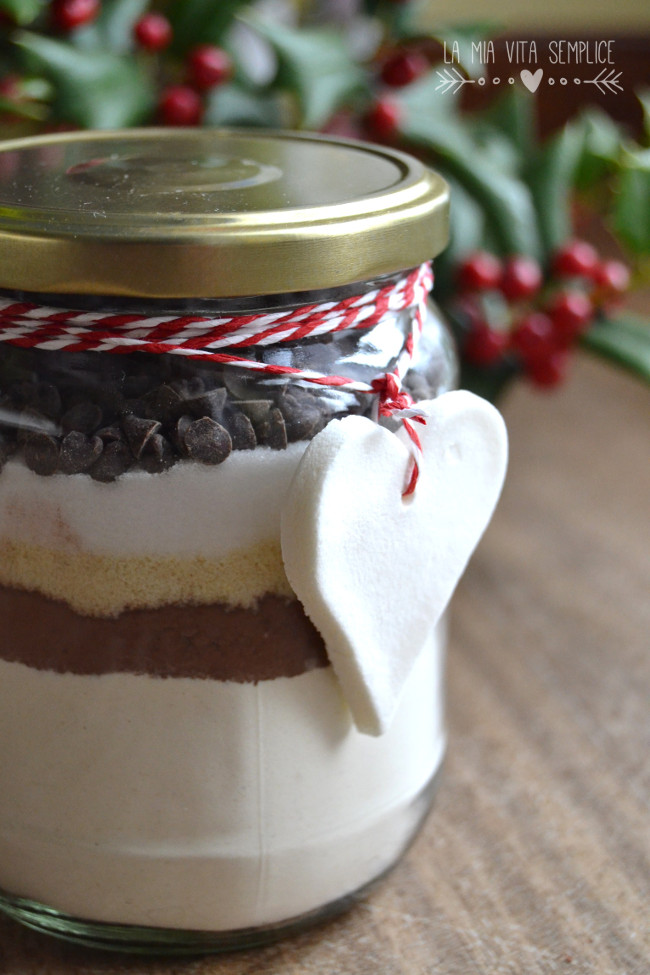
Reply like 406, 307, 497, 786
281, 390, 508, 736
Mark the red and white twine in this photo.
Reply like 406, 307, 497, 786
0, 262, 434, 495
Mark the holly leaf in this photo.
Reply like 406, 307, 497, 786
433, 171, 487, 295
573, 107, 622, 190
0, 91, 46, 119
638, 89, 650, 143
245, 17, 366, 129
526, 121, 585, 257
457, 357, 519, 403
0, 0, 44, 27
398, 86, 542, 259
376, 0, 424, 42
614, 147, 650, 254
68, 0, 150, 54
444, 173, 488, 258
203, 82, 285, 128
169, 0, 246, 52
93, 0, 150, 52
479, 85, 536, 158
396, 67, 460, 120
468, 119, 522, 176
14, 30, 154, 127
583, 314, 650, 384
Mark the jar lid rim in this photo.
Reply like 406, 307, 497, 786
0, 128, 448, 298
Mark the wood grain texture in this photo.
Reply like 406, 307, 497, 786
0, 351, 648, 975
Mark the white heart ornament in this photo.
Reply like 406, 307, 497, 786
281, 390, 508, 736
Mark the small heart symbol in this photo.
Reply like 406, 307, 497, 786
281, 391, 507, 736
520, 68, 543, 92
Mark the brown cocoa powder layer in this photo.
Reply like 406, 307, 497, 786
0, 586, 330, 681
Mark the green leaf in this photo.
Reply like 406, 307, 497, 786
398, 71, 504, 160
398, 93, 542, 259
479, 85, 536, 158
638, 89, 650, 144
14, 30, 154, 128
377, 0, 426, 42
467, 119, 521, 176
245, 17, 366, 129
203, 82, 285, 128
0, 91, 46, 119
397, 67, 459, 120
614, 147, 650, 254
169, 0, 246, 52
457, 358, 519, 403
526, 121, 585, 259
0, 0, 44, 27
583, 314, 650, 384
443, 173, 487, 258
94, 0, 150, 53
432, 171, 486, 297
68, 0, 149, 54
16, 76, 51, 99
573, 107, 622, 190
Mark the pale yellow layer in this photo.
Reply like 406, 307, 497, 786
0, 538, 293, 617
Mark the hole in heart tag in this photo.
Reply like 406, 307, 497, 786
281, 391, 508, 736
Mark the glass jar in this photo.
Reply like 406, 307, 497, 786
0, 129, 453, 952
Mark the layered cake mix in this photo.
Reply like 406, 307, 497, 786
0, 346, 447, 932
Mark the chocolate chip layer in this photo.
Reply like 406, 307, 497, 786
0, 588, 329, 681
0, 347, 362, 481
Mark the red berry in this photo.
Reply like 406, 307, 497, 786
526, 348, 570, 389
0, 75, 21, 123
365, 98, 401, 139
592, 259, 631, 303
133, 12, 172, 52
321, 110, 364, 140
158, 86, 203, 127
0, 75, 19, 99
499, 254, 543, 301
510, 312, 557, 364
547, 289, 593, 344
464, 321, 508, 365
187, 45, 233, 90
380, 50, 429, 88
457, 251, 502, 293
552, 239, 599, 279
51, 0, 100, 30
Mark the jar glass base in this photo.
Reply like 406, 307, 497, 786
0, 885, 364, 955
0, 766, 442, 955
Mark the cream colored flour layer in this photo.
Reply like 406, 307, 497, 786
0, 444, 307, 614
0, 623, 445, 931
0, 538, 292, 615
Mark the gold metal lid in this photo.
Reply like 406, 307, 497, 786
0, 128, 448, 298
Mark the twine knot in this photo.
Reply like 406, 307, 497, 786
372, 373, 414, 417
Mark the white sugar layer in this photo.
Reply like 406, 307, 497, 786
0, 624, 445, 930
0, 443, 307, 559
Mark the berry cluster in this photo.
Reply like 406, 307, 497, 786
134, 13, 233, 127
455, 241, 630, 389
363, 34, 440, 141
43, 2, 233, 126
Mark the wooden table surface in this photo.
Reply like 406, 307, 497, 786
1, 350, 648, 975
